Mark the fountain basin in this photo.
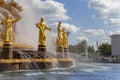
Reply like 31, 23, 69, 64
57, 58, 74, 68
0, 58, 74, 71
0, 58, 74, 63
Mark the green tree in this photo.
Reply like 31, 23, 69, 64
69, 45, 78, 53
69, 40, 87, 54
77, 40, 87, 54
98, 43, 111, 56
88, 46, 95, 54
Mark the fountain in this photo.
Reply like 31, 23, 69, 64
0, 0, 74, 72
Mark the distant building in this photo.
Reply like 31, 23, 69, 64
111, 34, 120, 56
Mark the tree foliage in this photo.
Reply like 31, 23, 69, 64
69, 40, 95, 54
98, 43, 111, 56
88, 46, 95, 54
69, 40, 111, 56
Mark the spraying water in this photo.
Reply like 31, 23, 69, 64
15, 0, 56, 55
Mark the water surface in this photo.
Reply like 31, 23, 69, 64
0, 63, 120, 80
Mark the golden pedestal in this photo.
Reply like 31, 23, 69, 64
2, 42, 13, 59
56, 47, 64, 58
38, 45, 47, 58
0, 42, 13, 71
64, 48, 68, 58
37, 44, 53, 69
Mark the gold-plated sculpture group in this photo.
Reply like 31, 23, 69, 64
0, 14, 68, 48
0, 1, 73, 72
56, 22, 68, 48
36, 18, 68, 48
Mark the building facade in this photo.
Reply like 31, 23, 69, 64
111, 34, 120, 56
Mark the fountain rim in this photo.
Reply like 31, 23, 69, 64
0, 58, 74, 63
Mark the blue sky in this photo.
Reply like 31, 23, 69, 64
14, 0, 120, 48
55, 0, 109, 45
53, 0, 120, 46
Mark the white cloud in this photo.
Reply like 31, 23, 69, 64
114, 28, 120, 34
107, 31, 114, 36
101, 35, 110, 43
84, 29, 105, 36
89, 0, 120, 26
17, 0, 69, 21
105, 18, 120, 27
77, 36, 88, 41
89, 0, 111, 9
106, 28, 120, 35
62, 23, 80, 33
115, 32, 120, 34
50, 22, 80, 33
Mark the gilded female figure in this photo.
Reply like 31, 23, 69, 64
56, 22, 63, 47
62, 28, 68, 48
0, 14, 19, 42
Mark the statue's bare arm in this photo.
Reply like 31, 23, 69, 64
12, 18, 19, 23
45, 25, 51, 31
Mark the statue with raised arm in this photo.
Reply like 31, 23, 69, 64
0, 14, 19, 43
36, 18, 51, 45
56, 21, 63, 47
62, 28, 68, 48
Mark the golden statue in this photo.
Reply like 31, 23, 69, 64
0, 14, 19, 43
62, 28, 68, 48
36, 18, 51, 45
56, 21, 63, 47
